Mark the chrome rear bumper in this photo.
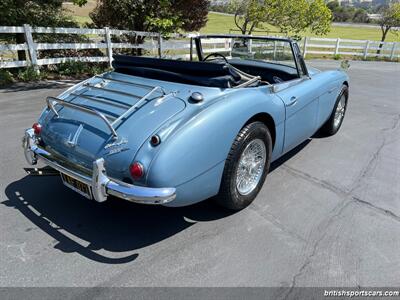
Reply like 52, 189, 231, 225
22, 128, 176, 204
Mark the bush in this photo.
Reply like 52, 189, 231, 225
57, 60, 89, 76
0, 69, 14, 86
333, 54, 342, 60
56, 61, 110, 76
16, 66, 42, 82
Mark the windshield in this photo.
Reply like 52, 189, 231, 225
199, 37, 298, 70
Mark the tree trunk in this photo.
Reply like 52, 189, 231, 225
248, 23, 256, 35
377, 26, 390, 55
16, 33, 27, 61
234, 12, 247, 35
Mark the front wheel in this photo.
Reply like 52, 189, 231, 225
216, 122, 272, 210
320, 85, 349, 136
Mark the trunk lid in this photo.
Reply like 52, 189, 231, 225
40, 72, 186, 177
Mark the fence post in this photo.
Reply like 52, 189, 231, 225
390, 42, 397, 61
158, 33, 163, 58
334, 38, 340, 55
363, 40, 370, 60
23, 24, 39, 73
247, 37, 253, 55
303, 37, 308, 58
104, 27, 112, 68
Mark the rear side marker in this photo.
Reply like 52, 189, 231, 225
150, 135, 161, 146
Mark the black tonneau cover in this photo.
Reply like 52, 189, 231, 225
112, 55, 241, 88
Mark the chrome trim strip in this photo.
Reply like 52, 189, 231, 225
96, 75, 157, 90
111, 86, 166, 126
22, 129, 176, 205
46, 96, 118, 138
234, 76, 261, 89
82, 83, 142, 99
70, 92, 131, 110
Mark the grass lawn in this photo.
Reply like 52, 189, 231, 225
63, 0, 95, 25
204, 13, 399, 42
63, 3, 399, 43
63, 0, 97, 17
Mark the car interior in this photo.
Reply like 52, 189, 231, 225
113, 55, 253, 88
112, 38, 300, 88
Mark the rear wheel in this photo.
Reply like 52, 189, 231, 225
320, 85, 349, 136
216, 122, 272, 210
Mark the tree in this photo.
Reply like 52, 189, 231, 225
353, 9, 370, 23
229, 0, 269, 35
327, 1, 370, 23
377, 3, 400, 54
90, 0, 209, 34
0, 0, 78, 60
228, 0, 332, 38
274, 0, 332, 38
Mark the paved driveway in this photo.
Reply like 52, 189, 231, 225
0, 61, 399, 293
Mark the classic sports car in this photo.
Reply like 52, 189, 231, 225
22, 35, 349, 210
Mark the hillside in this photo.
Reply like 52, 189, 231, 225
62, 2, 399, 42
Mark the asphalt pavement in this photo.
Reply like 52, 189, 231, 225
0, 61, 399, 296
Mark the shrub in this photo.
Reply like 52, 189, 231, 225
57, 61, 109, 77
333, 54, 342, 60
0, 69, 14, 86
57, 60, 89, 76
16, 66, 42, 82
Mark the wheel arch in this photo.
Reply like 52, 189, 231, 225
244, 113, 276, 149
342, 81, 349, 101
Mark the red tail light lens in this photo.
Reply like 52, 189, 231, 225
32, 123, 42, 135
130, 162, 144, 180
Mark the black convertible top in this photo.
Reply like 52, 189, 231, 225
112, 55, 241, 88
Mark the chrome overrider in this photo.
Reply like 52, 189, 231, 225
22, 128, 176, 204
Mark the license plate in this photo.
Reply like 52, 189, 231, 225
60, 173, 92, 199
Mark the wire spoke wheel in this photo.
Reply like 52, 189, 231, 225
334, 95, 346, 128
217, 121, 272, 210
235, 139, 266, 195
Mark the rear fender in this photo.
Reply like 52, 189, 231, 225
144, 87, 285, 192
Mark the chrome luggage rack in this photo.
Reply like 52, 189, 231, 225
46, 74, 176, 139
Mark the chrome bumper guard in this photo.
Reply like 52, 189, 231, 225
22, 128, 176, 204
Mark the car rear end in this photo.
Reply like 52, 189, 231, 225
22, 72, 185, 204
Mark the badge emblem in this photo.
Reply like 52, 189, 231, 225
66, 124, 83, 148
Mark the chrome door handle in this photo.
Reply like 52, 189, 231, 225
286, 96, 298, 107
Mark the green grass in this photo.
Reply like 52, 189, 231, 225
203, 13, 399, 42
64, 5, 399, 42
72, 15, 91, 25
63, 0, 95, 25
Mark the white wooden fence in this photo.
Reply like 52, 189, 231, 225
0, 25, 163, 70
1, 25, 399, 72
302, 37, 400, 60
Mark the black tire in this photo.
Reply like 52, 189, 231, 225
320, 85, 349, 136
216, 121, 272, 210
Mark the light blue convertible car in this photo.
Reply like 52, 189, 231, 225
23, 35, 349, 210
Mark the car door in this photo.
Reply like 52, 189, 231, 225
269, 42, 319, 153
276, 78, 320, 153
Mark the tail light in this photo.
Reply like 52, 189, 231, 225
130, 162, 144, 180
32, 122, 42, 135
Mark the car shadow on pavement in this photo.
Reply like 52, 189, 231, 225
270, 139, 311, 172
3, 175, 233, 264
3, 138, 312, 265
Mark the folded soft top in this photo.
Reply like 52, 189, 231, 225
112, 55, 241, 88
